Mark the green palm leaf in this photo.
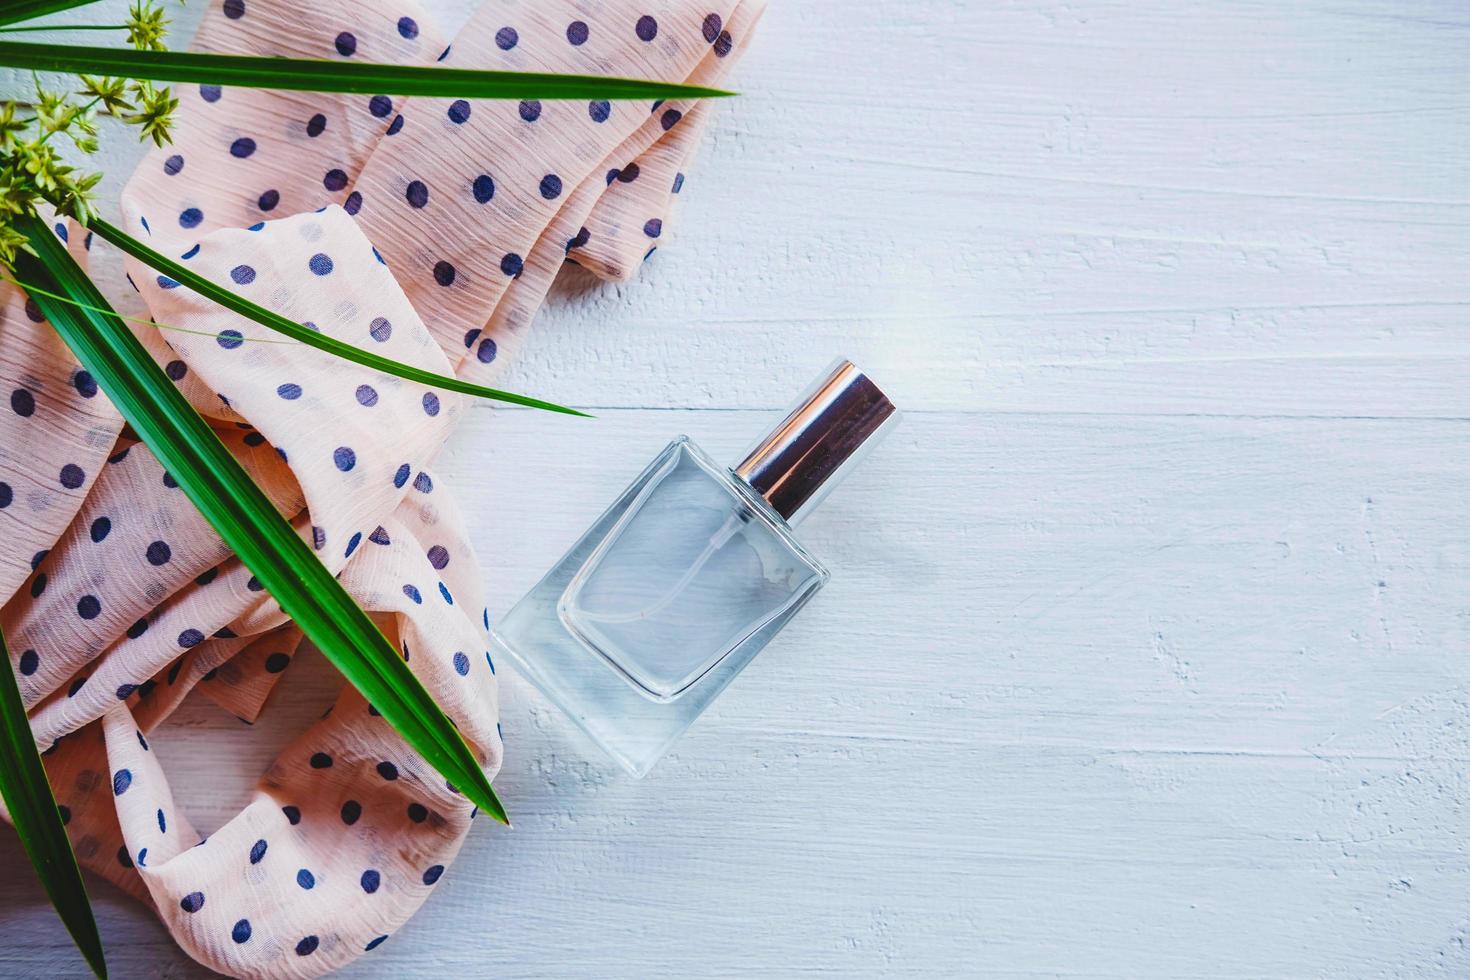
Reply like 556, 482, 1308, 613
0, 624, 107, 979
85, 218, 587, 416
11, 213, 507, 830
0, 41, 733, 100
0, 0, 100, 29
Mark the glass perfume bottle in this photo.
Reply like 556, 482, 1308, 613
491, 359, 899, 776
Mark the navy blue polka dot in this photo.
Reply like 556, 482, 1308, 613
539, 174, 563, 199
10, 389, 34, 417
703, 13, 723, 42
636, 14, 658, 40
422, 392, 441, 417
472, 174, 495, 203
398, 16, 418, 38
386, 114, 404, 136
258, 189, 279, 211
439, 582, 454, 605
200, 84, 221, 102
405, 180, 429, 208
90, 516, 111, 542
77, 595, 101, 620
673, 172, 685, 193
453, 652, 470, 676
311, 526, 327, 550
660, 108, 682, 131
335, 32, 357, 56
341, 800, 362, 825
180, 891, 204, 913
448, 99, 471, 124
164, 154, 184, 175
277, 382, 302, 400
324, 168, 348, 191
434, 260, 456, 286
344, 190, 363, 215
423, 864, 444, 885
376, 761, 399, 781
393, 463, 411, 488
519, 100, 541, 122
265, 652, 290, 673
297, 936, 320, 956
223, 0, 245, 17
369, 317, 392, 342
345, 531, 363, 557
18, 649, 37, 675
179, 207, 203, 228
0, 483, 11, 509
117, 846, 133, 868
310, 751, 333, 769
71, 371, 97, 399
500, 253, 523, 277
230, 264, 256, 285
369, 94, 393, 117
178, 628, 204, 648
414, 472, 433, 493
30, 573, 47, 598
356, 385, 379, 407
403, 584, 422, 604
157, 807, 166, 831
307, 113, 326, 137
297, 868, 315, 889
334, 446, 356, 471
366, 935, 388, 951
495, 26, 518, 49
113, 769, 132, 795
361, 868, 381, 893
127, 618, 148, 639
230, 137, 256, 158
618, 162, 641, 183
714, 29, 733, 56
117, 682, 136, 700
486, 650, 496, 674
567, 20, 589, 44
283, 804, 301, 824
157, 275, 180, 289
588, 100, 611, 123
407, 802, 428, 822
145, 540, 172, 566
644, 218, 663, 238
309, 253, 334, 276
249, 838, 267, 863
232, 919, 252, 944
217, 329, 244, 350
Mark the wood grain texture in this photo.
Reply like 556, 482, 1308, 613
4, 0, 1470, 976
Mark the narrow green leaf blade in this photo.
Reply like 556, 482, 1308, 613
88, 219, 588, 417
0, 41, 734, 99
0, 0, 100, 29
0, 625, 107, 979
12, 214, 507, 826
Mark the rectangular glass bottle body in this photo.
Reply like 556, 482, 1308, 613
491, 437, 829, 777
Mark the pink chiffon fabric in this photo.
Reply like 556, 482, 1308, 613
0, 0, 762, 975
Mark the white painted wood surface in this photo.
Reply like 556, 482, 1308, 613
4, 0, 1470, 976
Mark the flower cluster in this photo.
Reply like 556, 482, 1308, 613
0, 1, 177, 262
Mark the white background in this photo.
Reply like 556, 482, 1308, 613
4, 0, 1470, 976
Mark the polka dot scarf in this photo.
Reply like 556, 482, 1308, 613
0, 0, 763, 975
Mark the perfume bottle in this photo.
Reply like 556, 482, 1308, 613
491, 359, 899, 776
